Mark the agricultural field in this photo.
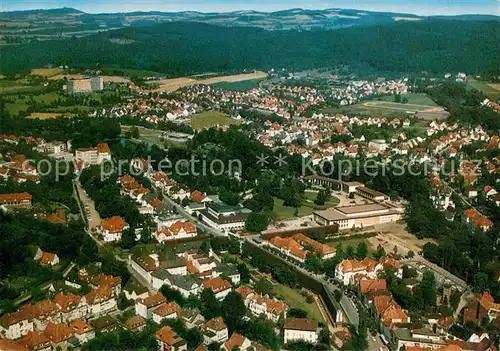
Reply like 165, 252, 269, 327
212, 78, 265, 91
26, 112, 66, 119
147, 71, 267, 92
323, 93, 448, 120
273, 284, 325, 322
190, 111, 241, 130
467, 78, 500, 101
31, 67, 65, 77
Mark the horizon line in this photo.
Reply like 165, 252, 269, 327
1, 6, 499, 17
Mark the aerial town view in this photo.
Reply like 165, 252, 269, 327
0, 0, 499, 350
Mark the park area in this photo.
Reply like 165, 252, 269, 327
190, 111, 241, 130
273, 284, 325, 322
273, 192, 340, 219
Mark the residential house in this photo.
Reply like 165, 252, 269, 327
43, 322, 74, 351
123, 279, 149, 301
180, 307, 205, 329
18, 331, 51, 351
99, 216, 129, 242
69, 320, 94, 345
236, 286, 288, 323
33, 248, 59, 266
155, 326, 187, 351
283, 318, 318, 344
335, 258, 382, 285
202, 317, 228, 345
202, 277, 232, 300
223, 332, 252, 351
135, 293, 167, 319
85, 285, 117, 317
152, 302, 181, 324
0, 339, 29, 351
0, 310, 34, 339
124, 315, 147, 333
90, 316, 119, 334
54, 292, 88, 323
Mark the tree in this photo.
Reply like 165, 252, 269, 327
472, 272, 489, 292
237, 263, 251, 284
200, 240, 211, 255
254, 279, 273, 297
244, 212, 269, 232
305, 253, 323, 274
394, 94, 402, 103
315, 189, 331, 206
287, 308, 308, 318
407, 250, 415, 259
372, 244, 386, 260
334, 289, 343, 303
200, 288, 222, 319
130, 126, 140, 139
414, 270, 437, 310
318, 328, 332, 348
356, 242, 368, 259
222, 291, 247, 333
120, 227, 136, 249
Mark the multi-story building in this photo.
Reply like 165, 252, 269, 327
283, 318, 318, 344
98, 216, 129, 242
0, 192, 32, 208
67, 77, 103, 94
199, 202, 251, 233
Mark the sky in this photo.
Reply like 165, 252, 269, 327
1, 0, 499, 16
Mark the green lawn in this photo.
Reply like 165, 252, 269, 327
274, 194, 339, 219
190, 111, 241, 130
467, 78, 500, 100
379, 93, 437, 106
212, 79, 264, 91
273, 284, 324, 323
101, 66, 165, 78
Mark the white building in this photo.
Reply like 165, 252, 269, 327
284, 318, 319, 344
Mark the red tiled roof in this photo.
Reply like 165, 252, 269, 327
202, 276, 232, 293
203, 317, 227, 331
100, 216, 128, 233
360, 279, 387, 294
155, 326, 184, 346
44, 322, 74, 343
0, 339, 29, 351
69, 320, 93, 335
0, 192, 32, 203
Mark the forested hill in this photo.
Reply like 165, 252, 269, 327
1, 19, 499, 75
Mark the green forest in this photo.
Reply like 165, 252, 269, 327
1, 20, 499, 75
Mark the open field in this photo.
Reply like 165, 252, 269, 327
323, 93, 448, 120
48, 74, 86, 80
212, 78, 265, 91
190, 111, 241, 130
31, 67, 64, 77
26, 112, 65, 119
121, 125, 168, 148
147, 71, 267, 92
273, 284, 325, 322
378, 93, 437, 106
467, 78, 500, 100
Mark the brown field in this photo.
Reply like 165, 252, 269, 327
48, 74, 86, 80
31, 68, 65, 77
102, 76, 130, 83
488, 83, 500, 91
26, 112, 65, 119
147, 71, 267, 92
